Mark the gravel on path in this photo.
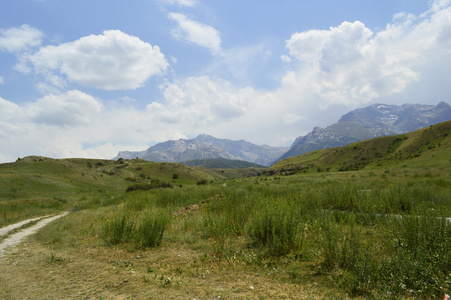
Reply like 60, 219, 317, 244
0, 212, 68, 257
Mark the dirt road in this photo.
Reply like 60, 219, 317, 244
0, 212, 68, 257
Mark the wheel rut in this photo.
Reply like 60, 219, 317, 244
0, 212, 68, 257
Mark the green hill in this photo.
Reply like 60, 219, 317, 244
269, 120, 451, 174
0, 157, 224, 226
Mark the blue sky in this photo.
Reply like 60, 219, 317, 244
0, 0, 450, 162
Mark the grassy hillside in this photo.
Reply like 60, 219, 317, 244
180, 158, 265, 169
0, 156, 224, 226
269, 120, 451, 174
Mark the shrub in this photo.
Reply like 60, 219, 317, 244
126, 179, 173, 192
196, 179, 208, 185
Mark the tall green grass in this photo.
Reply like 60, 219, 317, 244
247, 198, 304, 256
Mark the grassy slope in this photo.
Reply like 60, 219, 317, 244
0, 157, 224, 226
269, 120, 451, 174
180, 157, 265, 169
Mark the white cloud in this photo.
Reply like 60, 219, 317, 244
427, 0, 451, 14
168, 13, 222, 55
0, 76, 3, 84
0, 90, 102, 133
284, 3, 451, 108
27, 90, 102, 127
162, 0, 198, 7
0, 24, 43, 53
148, 76, 248, 125
0, 92, 138, 161
0, 96, 21, 121
24, 30, 168, 90
280, 55, 291, 62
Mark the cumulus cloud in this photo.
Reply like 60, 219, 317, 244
0, 24, 43, 53
284, 2, 451, 108
0, 91, 120, 161
0, 90, 102, 130
26, 90, 102, 127
148, 76, 248, 125
24, 30, 168, 90
168, 13, 222, 55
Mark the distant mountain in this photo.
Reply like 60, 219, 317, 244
114, 134, 288, 166
269, 120, 451, 174
276, 102, 451, 162
180, 158, 265, 169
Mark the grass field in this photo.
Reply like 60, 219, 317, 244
1, 164, 450, 298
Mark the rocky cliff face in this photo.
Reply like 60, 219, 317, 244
114, 134, 288, 166
276, 102, 451, 162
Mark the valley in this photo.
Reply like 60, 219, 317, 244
0, 121, 450, 299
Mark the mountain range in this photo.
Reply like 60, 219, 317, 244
276, 102, 451, 162
114, 134, 288, 166
115, 102, 451, 166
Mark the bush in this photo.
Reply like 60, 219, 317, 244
196, 179, 208, 185
126, 179, 173, 192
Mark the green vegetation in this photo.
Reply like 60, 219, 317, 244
24, 168, 451, 298
1, 122, 451, 298
269, 120, 451, 174
180, 157, 265, 169
0, 156, 223, 227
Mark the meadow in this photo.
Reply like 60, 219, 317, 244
1, 162, 450, 299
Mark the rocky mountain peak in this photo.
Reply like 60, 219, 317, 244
275, 102, 451, 163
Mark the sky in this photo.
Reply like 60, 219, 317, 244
0, 0, 451, 162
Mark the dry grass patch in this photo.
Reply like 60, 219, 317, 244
0, 236, 350, 299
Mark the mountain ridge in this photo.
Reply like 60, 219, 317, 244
114, 102, 451, 167
114, 134, 288, 167
275, 101, 451, 162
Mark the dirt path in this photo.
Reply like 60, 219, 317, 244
0, 212, 68, 257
